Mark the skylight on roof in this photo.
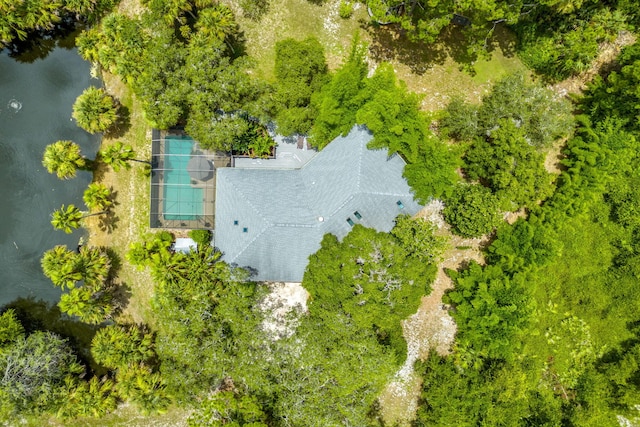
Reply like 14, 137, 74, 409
397, 200, 404, 209
354, 211, 362, 220
243, 227, 248, 233
346, 218, 355, 227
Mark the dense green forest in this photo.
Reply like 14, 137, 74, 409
2, 0, 640, 425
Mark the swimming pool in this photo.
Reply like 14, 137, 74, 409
163, 137, 203, 221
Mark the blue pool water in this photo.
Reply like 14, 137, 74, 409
163, 137, 203, 220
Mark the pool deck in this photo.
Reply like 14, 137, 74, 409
233, 134, 317, 169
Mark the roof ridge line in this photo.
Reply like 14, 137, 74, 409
325, 194, 356, 220
224, 172, 272, 226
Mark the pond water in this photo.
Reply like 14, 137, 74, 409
0, 48, 99, 307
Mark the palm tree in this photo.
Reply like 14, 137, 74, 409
41, 245, 82, 290
196, 5, 238, 42
100, 141, 150, 171
42, 140, 87, 180
58, 287, 114, 325
83, 183, 113, 212
51, 204, 108, 233
91, 325, 155, 369
115, 363, 170, 415
78, 246, 112, 288
72, 87, 118, 134
51, 205, 84, 233
57, 376, 117, 420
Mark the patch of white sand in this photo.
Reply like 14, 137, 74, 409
260, 282, 309, 340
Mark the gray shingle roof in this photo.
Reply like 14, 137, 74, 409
214, 125, 422, 282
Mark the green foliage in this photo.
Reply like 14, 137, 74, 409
443, 73, 574, 147
188, 391, 268, 427
391, 215, 448, 263
50, 204, 83, 233
56, 376, 117, 420
0, 0, 117, 47
356, 63, 428, 162
403, 137, 461, 201
100, 141, 137, 172
311, 41, 458, 203
310, 40, 368, 148
443, 184, 502, 237
77, 13, 147, 83
115, 363, 171, 415
444, 262, 534, 366
72, 87, 118, 134
91, 325, 155, 369
583, 42, 640, 132
303, 225, 435, 355
188, 229, 212, 249
0, 309, 25, 348
414, 352, 546, 426
274, 37, 328, 135
516, 6, 627, 81
42, 245, 82, 290
126, 231, 174, 267
0, 331, 84, 414
83, 183, 113, 213
440, 96, 479, 141
464, 119, 555, 209
338, 1, 353, 19
239, 0, 270, 21
42, 245, 115, 324
42, 140, 87, 180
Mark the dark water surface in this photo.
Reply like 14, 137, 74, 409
0, 48, 99, 307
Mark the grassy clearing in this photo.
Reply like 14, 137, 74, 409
229, 0, 369, 78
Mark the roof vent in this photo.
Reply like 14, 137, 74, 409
318, 216, 324, 222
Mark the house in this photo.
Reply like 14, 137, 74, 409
214, 125, 422, 282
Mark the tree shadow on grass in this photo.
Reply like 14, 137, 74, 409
97, 209, 120, 234
104, 103, 132, 139
363, 20, 518, 76
111, 282, 133, 321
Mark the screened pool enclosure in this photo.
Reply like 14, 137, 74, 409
150, 129, 230, 229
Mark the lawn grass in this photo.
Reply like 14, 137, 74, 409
84, 71, 156, 327
230, 0, 369, 79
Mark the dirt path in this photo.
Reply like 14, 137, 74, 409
378, 201, 487, 425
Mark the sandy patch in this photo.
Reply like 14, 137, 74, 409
260, 282, 309, 339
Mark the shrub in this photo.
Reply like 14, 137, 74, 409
444, 185, 501, 238
339, 1, 353, 19
189, 229, 212, 248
